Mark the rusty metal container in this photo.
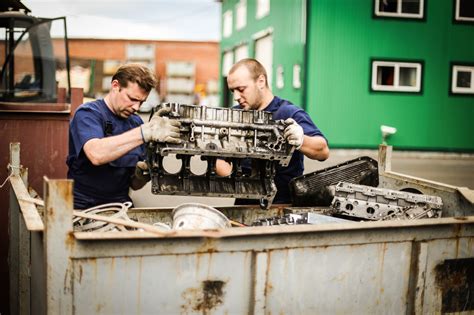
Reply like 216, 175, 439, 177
0, 88, 83, 312
8, 144, 474, 314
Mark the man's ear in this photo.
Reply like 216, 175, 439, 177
257, 74, 266, 89
111, 79, 120, 91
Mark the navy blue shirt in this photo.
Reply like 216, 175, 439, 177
67, 99, 145, 209
233, 96, 327, 204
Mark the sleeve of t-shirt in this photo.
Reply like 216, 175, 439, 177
70, 108, 104, 157
291, 109, 325, 138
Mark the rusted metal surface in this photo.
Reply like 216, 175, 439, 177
44, 177, 74, 314
435, 257, 474, 313
34, 179, 473, 314
7, 144, 474, 314
2, 88, 82, 314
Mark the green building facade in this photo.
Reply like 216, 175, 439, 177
220, 0, 474, 151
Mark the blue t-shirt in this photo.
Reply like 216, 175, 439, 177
233, 96, 327, 204
66, 99, 145, 209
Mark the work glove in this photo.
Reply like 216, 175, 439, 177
133, 161, 151, 187
284, 118, 304, 150
140, 107, 182, 143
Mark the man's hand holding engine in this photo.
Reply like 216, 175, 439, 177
284, 118, 304, 150
140, 107, 182, 144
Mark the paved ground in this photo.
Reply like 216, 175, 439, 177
131, 148, 474, 208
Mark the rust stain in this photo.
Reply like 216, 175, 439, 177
137, 257, 143, 315
455, 238, 460, 258
264, 250, 273, 298
196, 252, 202, 273
110, 257, 115, 270
181, 280, 227, 314
248, 251, 256, 315
435, 258, 474, 313
65, 231, 76, 249
63, 267, 69, 293
197, 238, 217, 254
78, 265, 83, 284
90, 258, 98, 284
95, 303, 104, 313
378, 243, 387, 294
207, 252, 213, 277
453, 224, 463, 238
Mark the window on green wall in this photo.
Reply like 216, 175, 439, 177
236, 0, 247, 30
455, 0, 474, 22
256, 0, 270, 19
374, 0, 424, 19
371, 61, 422, 93
451, 65, 474, 95
234, 44, 248, 62
223, 10, 233, 38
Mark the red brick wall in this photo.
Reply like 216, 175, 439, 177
66, 39, 219, 88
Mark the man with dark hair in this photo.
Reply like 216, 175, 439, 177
67, 63, 181, 209
217, 58, 329, 204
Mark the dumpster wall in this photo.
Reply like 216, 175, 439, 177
0, 88, 82, 314
8, 145, 474, 314
37, 179, 474, 314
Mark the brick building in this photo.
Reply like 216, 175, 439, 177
63, 39, 220, 103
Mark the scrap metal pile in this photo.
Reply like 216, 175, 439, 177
145, 103, 295, 208
328, 182, 443, 221
289, 156, 379, 206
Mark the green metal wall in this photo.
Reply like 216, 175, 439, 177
220, 0, 306, 108
306, 0, 474, 150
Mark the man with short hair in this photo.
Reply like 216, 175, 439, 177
217, 58, 329, 204
67, 63, 180, 209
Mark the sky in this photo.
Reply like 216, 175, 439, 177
22, 0, 221, 41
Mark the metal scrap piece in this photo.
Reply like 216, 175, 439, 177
289, 156, 379, 206
330, 182, 443, 221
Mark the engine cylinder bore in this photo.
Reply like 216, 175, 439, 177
190, 155, 207, 176
162, 154, 182, 174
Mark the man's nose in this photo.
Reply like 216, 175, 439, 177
233, 91, 241, 101
132, 102, 140, 111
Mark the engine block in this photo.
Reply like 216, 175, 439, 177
330, 182, 443, 220
146, 103, 295, 208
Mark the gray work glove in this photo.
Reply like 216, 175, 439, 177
132, 161, 151, 189
135, 161, 150, 181
284, 118, 304, 150
140, 107, 182, 143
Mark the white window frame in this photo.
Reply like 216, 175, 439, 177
235, 0, 247, 30
234, 44, 248, 62
455, 0, 474, 22
374, 0, 424, 19
371, 60, 422, 92
222, 50, 234, 76
256, 0, 270, 19
451, 65, 474, 94
223, 10, 233, 38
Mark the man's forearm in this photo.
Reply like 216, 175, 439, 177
83, 127, 143, 165
299, 135, 329, 161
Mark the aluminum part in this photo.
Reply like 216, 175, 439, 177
330, 182, 443, 221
